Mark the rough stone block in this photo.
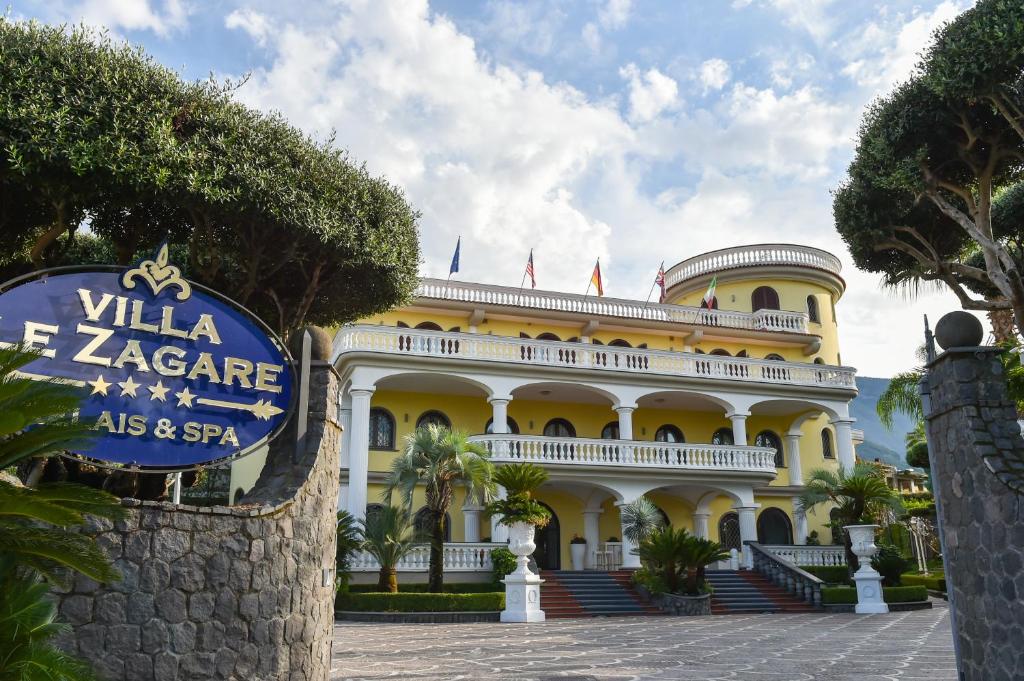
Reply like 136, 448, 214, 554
95, 592, 127, 625
106, 624, 141, 656
140, 559, 171, 593
142, 618, 169, 654
60, 595, 93, 625
155, 589, 187, 624
170, 621, 196, 654
126, 652, 155, 680
153, 652, 178, 681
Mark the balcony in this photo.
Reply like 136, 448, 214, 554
666, 244, 843, 290
415, 278, 809, 334
469, 434, 778, 476
333, 325, 857, 391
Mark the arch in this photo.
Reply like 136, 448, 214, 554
748, 398, 842, 423
806, 295, 820, 323
654, 424, 684, 443
608, 339, 632, 348
636, 389, 736, 415
533, 501, 560, 569
718, 512, 741, 550
447, 326, 461, 333
415, 321, 443, 331
751, 286, 780, 311
536, 332, 561, 341
757, 508, 793, 544
416, 410, 451, 430
232, 487, 245, 505
601, 421, 620, 439
485, 416, 521, 434
755, 430, 785, 467
813, 357, 825, 364
591, 338, 604, 345
764, 353, 785, 361
566, 336, 580, 343
369, 407, 396, 450
396, 321, 410, 328
520, 332, 531, 339
511, 381, 620, 407
371, 370, 495, 399
736, 350, 749, 358
543, 418, 576, 438
711, 428, 734, 445
654, 505, 671, 528
709, 348, 731, 356
414, 507, 451, 542
821, 428, 834, 459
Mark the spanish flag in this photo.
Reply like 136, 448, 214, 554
590, 259, 604, 297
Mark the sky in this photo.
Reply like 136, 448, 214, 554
11, 0, 980, 377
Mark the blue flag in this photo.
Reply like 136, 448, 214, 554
449, 236, 461, 276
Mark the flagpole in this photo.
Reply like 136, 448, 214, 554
640, 261, 664, 317
515, 248, 531, 306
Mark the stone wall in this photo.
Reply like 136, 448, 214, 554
53, 362, 341, 681
925, 347, 1024, 681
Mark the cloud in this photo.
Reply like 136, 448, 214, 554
225, 9, 271, 46
56, 0, 189, 36
620, 64, 680, 123
698, 58, 731, 93
598, 0, 633, 30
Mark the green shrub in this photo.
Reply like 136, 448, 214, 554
347, 582, 499, 594
871, 544, 910, 586
821, 586, 859, 604
821, 585, 928, 605
490, 547, 516, 582
799, 565, 851, 584
901, 573, 947, 592
336, 591, 504, 612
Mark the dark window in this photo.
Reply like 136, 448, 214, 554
655, 425, 684, 443
416, 410, 451, 430
533, 502, 560, 569
601, 422, 620, 439
536, 332, 561, 341
752, 286, 780, 311
755, 430, 784, 467
414, 507, 451, 542
543, 418, 576, 438
591, 339, 604, 345
710, 348, 731, 356
694, 348, 706, 354
369, 408, 396, 450
637, 343, 648, 349
609, 339, 632, 347
765, 353, 785, 361
396, 321, 410, 328
711, 428, 734, 445
415, 321, 443, 330
814, 357, 825, 365
448, 326, 461, 332
485, 417, 521, 434
718, 512, 741, 550
655, 506, 671, 527
821, 429, 834, 459
757, 508, 793, 544
365, 503, 385, 524
806, 295, 820, 323
736, 350, 748, 358
566, 336, 580, 343
520, 332, 532, 339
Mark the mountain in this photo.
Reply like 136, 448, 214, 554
849, 376, 917, 469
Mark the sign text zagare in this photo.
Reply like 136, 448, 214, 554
0, 246, 295, 469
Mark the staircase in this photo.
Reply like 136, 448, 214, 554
540, 570, 660, 618
706, 570, 819, 614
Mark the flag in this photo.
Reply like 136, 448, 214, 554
525, 249, 536, 288
702, 275, 718, 308
449, 236, 460, 277
590, 259, 604, 297
655, 262, 666, 303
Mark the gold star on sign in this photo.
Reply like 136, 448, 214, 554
118, 375, 141, 398
148, 379, 170, 402
88, 374, 112, 396
175, 386, 196, 408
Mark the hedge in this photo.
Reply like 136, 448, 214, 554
336, 592, 504, 612
821, 585, 928, 605
799, 566, 850, 584
901, 573, 947, 593
347, 583, 500, 594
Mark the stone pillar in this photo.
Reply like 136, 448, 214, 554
736, 505, 759, 569
792, 498, 808, 545
490, 486, 509, 543
728, 411, 749, 445
488, 396, 511, 433
583, 509, 602, 569
784, 431, 803, 485
924, 337, 1024, 680
831, 418, 856, 472
614, 405, 635, 439
463, 505, 483, 543
693, 512, 710, 540
345, 385, 375, 521
617, 501, 642, 569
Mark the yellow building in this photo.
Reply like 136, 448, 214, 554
332, 243, 858, 573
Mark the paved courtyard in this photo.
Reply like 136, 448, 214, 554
331, 603, 956, 680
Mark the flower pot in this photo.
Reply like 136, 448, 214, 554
844, 524, 888, 614
654, 592, 712, 616
507, 521, 538, 578
570, 542, 586, 571
844, 524, 881, 572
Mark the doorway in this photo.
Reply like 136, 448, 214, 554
532, 502, 560, 569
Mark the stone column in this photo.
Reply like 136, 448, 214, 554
488, 395, 511, 433
583, 509, 602, 568
693, 512, 710, 539
617, 501, 642, 569
345, 385, 375, 521
792, 498, 808, 545
490, 486, 509, 543
614, 405, 635, 439
338, 399, 352, 469
831, 418, 856, 472
736, 505, 759, 568
728, 411, 749, 445
784, 431, 803, 485
463, 505, 483, 543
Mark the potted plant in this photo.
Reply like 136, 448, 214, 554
569, 535, 587, 571
633, 527, 728, 616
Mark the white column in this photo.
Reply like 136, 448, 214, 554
488, 396, 511, 433
617, 500, 642, 569
792, 497, 808, 545
693, 512, 710, 539
345, 386, 375, 522
583, 509, 602, 569
490, 486, 509, 543
736, 505, 759, 569
784, 431, 803, 485
338, 401, 352, 470
463, 505, 483, 543
614, 405, 635, 439
728, 411, 749, 445
832, 418, 857, 472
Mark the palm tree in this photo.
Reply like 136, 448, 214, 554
384, 425, 496, 593
876, 370, 924, 430
619, 496, 664, 546
796, 464, 903, 572
359, 506, 416, 593
335, 510, 361, 591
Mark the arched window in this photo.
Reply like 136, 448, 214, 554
396, 321, 410, 328
416, 410, 451, 430
718, 512, 741, 550
365, 503, 385, 524
543, 418, 576, 438
765, 353, 785, 361
655, 506, 671, 528
601, 421, 620, 439
751, 286, 780, 311
566, 336, 580, 343
711, 428, 734, 445
415, 321, 443, 330
447, 326, 461, 332
414, 507, 451, 542
736, 350, 749, 358
369, 408, 396, 450
485, 417, 521, 434
655, 425, 684, 443
609, 339, 632, 348
520, 332, 532, 339
755, 430, 784, 467
813, 357, 825, 364
232, 487, 245, 505
694, 348, 706, 354
710, 348, 731, 356
591, 338, 604, 345
757, 508, 793, 544
536, 332, 561, 341
806, 295, 820, 323
821, 429, 834, 459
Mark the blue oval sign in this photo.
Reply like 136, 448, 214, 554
0, 247, 294, 469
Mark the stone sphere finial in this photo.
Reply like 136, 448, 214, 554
289, 325, 334, 361
934, 311, 984, 350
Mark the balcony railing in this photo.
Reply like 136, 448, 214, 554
666, 244, 843, 289
761, 544, 846, 567
334, 326, 857, 390
416, 279, 809, 334
351, 542, 499, 572
469, 434, 778, 475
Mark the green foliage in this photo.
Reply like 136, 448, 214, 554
871, 544, 911, 586
821, 584, 929, 605
821, 586, 859, 604
631, 566, 668, 595
0, 18, 420, 337
491, 462, 548, 497
797, 464, 903, 527
805, 530, 821, 546
335, 591, 504, 613
634, 527, 728, 596
490, 547, 516, 582
901, 496, 936, 517
619, 496, 665, 546
798, 565, 851, 585
335, 510, 361, 591
901, 572, 947, 593
876, 372, 924, 432
347, 582, 499, 594
486, 463, 551, 528
358, 506, 416, 593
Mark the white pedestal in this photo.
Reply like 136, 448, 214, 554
500, 573, 545, 622
853, 571, 889, 614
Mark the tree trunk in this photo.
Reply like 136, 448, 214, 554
428, 511, 445, 593
988, 308, 1017, 344
377, 566, 397, 593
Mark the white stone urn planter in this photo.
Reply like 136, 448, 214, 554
845, 524, 888, 614
500, 521, 545, 623
570, 541, 587, 571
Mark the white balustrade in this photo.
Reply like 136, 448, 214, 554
415, 279, 808, 333
761, 544, 846, 567
470, 434, 778, 474
665, 244, 843, 289
351, 542, 500, 572
333, 325, 857, 390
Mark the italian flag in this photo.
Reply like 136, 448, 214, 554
702, 275, 717, 308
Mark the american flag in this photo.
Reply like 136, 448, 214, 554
525, 249, 536, 288
655, 262, 666, 303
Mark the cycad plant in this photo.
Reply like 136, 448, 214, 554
359, 505, 416, 593
682, 536, 729, 595
634, 526, 689, 594
335, 510, 361, 592
485, 463, 551, 527
384, 425, 496, 593
619, 496, 665, 546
